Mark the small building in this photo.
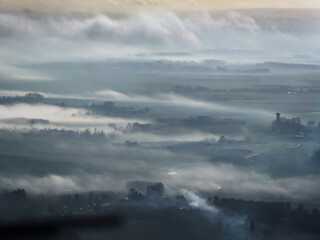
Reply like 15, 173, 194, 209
272, 113, 304, 135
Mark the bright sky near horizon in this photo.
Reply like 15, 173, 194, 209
1, 0, 320, 13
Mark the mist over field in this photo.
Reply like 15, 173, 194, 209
1, 5, 320, 240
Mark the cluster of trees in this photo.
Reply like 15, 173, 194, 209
110, 60, 212, 72
124, 123, 158, 133
157, 116, 246, 127
0, 93, 44, 105
230, 85, 320, 94
24, 128, 107, 140
125, 116, 246, 135
171, 85, 213, 93
0, 189, 118, 221
210, 196, 320, 235
217, 136, 251, 145
126, 181, 164, 198
1, 188, 320, 239
0, 185, 163, 220
257, 62, 320, 70
87, 101, 149, 116
173, 84, 320, 95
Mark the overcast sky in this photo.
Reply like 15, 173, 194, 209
1, 0, 320, 14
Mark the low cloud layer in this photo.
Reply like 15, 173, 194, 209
95, 88, 274, 118
0, 103, 147, 132
0, 10, 319, 69
1, 159, 319, 202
